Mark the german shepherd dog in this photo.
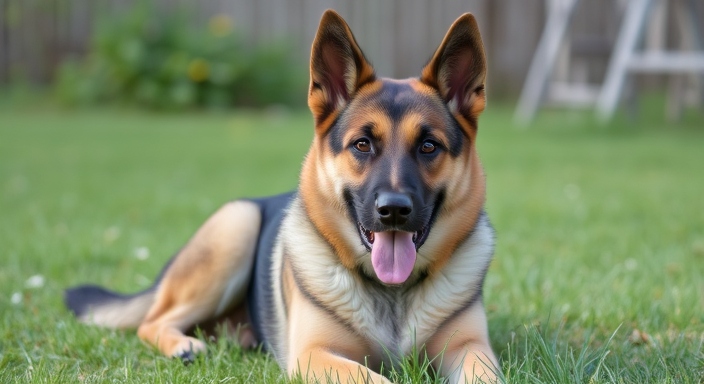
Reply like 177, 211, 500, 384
65, 10, 498, 384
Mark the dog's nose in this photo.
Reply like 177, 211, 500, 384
375, 192, 413, 226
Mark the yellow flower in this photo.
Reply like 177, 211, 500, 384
208, 14, 233, 37
188, 59, 210, 82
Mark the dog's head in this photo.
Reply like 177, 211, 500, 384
300, 10, 487, 285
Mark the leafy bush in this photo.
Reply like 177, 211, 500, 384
54, 3, 307, 109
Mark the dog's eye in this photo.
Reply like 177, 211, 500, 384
420, 141, 437, 154
354, 139, 372, 153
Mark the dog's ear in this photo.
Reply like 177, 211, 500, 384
421, 13, 487, 126
308, 10, 375, 129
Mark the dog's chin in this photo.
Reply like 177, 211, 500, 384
356, 222, 430, 252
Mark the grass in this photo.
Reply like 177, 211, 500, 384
1, 100, 703, 383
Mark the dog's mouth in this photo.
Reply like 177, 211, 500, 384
344, 189, 445, 286
357, 223, 429, 251
357, 223, 430, 286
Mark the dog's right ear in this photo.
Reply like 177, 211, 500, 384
308, 10, 375, 130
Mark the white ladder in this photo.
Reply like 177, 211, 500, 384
596, 0, 704, 122
515, 0, 704, 125
514, 0, 583, 125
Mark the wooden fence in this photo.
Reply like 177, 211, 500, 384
1, 0, 701, 97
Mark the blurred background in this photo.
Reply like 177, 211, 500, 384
1, 0, 703, 115
1, 2, 703, 382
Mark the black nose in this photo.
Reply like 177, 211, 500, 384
376, 192, 413, 226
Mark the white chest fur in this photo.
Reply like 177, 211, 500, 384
279, 199, 494, 360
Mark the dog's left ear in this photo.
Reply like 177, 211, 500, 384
421, 13, 487, 126
308, 10, 375, 129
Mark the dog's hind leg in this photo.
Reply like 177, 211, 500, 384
136, 200, 261, 359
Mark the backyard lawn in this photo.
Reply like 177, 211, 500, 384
1, 103, 703, 383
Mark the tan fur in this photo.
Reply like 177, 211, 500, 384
299, 149, 360, 270
286, 273, 392, 384
137, 201, 261, 357
427, 301, 498, 383
427, 147, 487, 274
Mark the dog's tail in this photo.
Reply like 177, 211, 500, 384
64, 284, 156, 329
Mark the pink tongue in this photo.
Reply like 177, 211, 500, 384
371, 231, 416, 285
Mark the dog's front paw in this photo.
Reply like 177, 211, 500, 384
171, 337, 207, 364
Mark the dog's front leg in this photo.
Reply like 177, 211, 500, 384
427, 301, 499, 384
137, 201, 261, 359
291, 347, 392, 384
285, 285, 392, 384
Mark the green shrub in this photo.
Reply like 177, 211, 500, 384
53, 3, 307, 109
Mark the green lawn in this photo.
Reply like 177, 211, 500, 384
1, 103, 703, 383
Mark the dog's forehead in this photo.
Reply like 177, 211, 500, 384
348, 78, 448, 121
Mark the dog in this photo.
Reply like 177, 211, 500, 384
65, 10, 498, 384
